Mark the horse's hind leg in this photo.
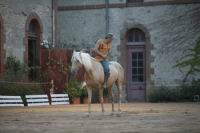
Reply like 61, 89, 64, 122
108, 85, 114, 112
99, 88, 105, 113
116, 81, 122, 112
87, 88, 92, 115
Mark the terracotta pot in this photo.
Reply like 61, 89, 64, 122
103, 96, 110, 103
83, 97, 88, 104
72, 97, 80, 104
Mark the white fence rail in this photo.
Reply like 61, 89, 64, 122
0, 94, 69, 107
51, 94, 69, 105
0, 95, 24, 107
26, 95, 49, 106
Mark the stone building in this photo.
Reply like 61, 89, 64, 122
0, 0, 200, 101
0, 0, 52, 80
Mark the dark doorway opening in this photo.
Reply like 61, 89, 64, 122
27, 19, 41, 81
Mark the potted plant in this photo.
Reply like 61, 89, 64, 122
80, 88, 88, 104
65, 80, 81, 104
103, 88, 110, 103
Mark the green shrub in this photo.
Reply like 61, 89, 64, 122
79, 88, 88, 104
103, 88, 109, 97
148, 86, 181, 102
3, 56, 29, 81
80, 88, 87, 97
0, 56, 50, 106
0, 83, 44, 106
175, 36, 200, 82
149, 80, 200, 102
180, 79, 200, 101
64, 79, 81, 98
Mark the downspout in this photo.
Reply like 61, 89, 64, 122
105, 0, 109, 35
52, 0, 55, 48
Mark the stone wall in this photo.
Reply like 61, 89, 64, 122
111, 4, 200, 86
56, 9, 106, 49
0, 0, 200, 100
0, 0, 52, 62
56, 1, 200, 87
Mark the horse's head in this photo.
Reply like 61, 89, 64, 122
71, 50, 83, 75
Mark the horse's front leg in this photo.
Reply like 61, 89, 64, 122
87, 88, 92, 115
99, 88, 105, 113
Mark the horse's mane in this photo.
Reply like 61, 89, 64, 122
76, 52, 96, 71
80, 52, 99, 62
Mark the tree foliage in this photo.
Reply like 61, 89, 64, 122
4, 56, 29, 81
176, 36, 200, 81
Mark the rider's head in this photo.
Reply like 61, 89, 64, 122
105, 33, 113, 43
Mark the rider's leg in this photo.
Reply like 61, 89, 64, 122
100, 60, 110, 88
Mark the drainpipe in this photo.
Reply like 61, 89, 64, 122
105, 0, 109, 35
52, 0, 55, 48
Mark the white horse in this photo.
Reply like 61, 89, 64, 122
71, 50, 124, 114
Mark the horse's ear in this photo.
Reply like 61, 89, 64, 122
73, 49, 76, 54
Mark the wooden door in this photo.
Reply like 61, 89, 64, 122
127, 45, 146, 102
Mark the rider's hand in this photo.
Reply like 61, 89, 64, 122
102, 54, 107, 59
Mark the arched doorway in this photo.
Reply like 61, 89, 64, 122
25, 13, 43, 81
126, 28, 146, 102
28, 19, 40, 80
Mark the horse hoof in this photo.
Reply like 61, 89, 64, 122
86, 112, 91, 117
111, 112, 115, 116
102, 111, 105, 116
116, 113, 121, 117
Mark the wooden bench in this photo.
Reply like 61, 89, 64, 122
26, 95, 49, 106
0, 95, 24, 107
51, 94, 69, 105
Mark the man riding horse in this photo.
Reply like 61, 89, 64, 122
93, 33, 113, 89
71, 33, 124, 113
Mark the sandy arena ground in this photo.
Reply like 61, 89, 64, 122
0, 103, 200, 133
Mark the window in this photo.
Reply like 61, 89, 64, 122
28, 19, 40, 37
131, 52, 144, 82
128, 28, 145, 42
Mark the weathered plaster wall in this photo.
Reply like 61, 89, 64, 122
109, 4, 200, 86
56, 9, 106, 49
0, 0, 199, 100
56, 2, 200, 87
57, 0, 105, 6
0, 0, 52, 62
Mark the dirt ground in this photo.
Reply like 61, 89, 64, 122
0, 103, 200, 133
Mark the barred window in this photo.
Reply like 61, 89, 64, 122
131, 52, 144, 82
28, 19, 40, 37
127, 28, 145, 42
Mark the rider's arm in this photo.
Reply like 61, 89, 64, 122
94, 40, 107, 58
